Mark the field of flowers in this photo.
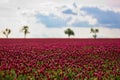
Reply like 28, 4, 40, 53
0, 38, 120, 80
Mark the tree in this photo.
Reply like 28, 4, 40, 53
90, 28, 99, 39
64, 28, 75, 38
21, 26, 30, 38
3, 28, 11, 38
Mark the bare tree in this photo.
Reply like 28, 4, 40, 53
90, 28, 99, 39
3, 28, 11, 38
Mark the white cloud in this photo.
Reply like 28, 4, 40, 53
0, 0, 9, 4
98, 27, 120, 38
106, 0, 120, 8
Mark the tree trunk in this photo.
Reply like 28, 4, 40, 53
94, 33, 97, 39
24, 34, 26, 38
6, 34, 8, 38
68, 35, 70, 38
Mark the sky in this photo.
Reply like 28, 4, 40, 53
0, 0, 120, 38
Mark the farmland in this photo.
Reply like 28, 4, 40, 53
0, 39, 120, 80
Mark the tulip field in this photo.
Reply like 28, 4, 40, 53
0, 38, 120, 80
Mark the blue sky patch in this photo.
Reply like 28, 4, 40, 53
62, 9, 77, 15
36, 14, 67, 28
36, 7, 120, 28
72, 21, 92, 27
81, 7, 120, 28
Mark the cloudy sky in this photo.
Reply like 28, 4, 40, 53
0, 0, 120, 38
